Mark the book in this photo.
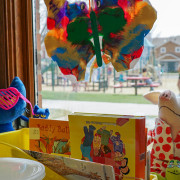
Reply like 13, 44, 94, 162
69, 113, 146, 180
29, 118, 70, 155
23, 149, 115, 180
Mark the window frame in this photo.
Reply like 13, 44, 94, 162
160, 47, 166, 54
175, 47, 180, 53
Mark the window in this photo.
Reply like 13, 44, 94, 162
31, 0, 180, 131
175, 47, 180, 53
160, 47, 166, 54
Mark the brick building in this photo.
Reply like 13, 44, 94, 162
152, 36, 180, 72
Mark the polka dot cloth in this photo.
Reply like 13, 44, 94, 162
174, 132, 180, 157
147, 118, 180, 177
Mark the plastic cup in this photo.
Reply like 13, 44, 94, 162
0, 157, 45, 180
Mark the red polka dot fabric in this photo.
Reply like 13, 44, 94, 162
166, 127, 171, 135
162, 144, 171, 152
158, 137, 163, 143
153, 119, 173, 160
174, 132, 180, 157
158, 153, 165, 160
156, 146, 160, 151
167, 137, 172, 143
162, 162, 167, 168
148, 118, 180, 177
157, 126, 162, 135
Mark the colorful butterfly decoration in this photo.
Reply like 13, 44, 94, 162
44, 0, 157, 81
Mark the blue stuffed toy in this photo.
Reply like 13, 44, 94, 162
0, 77, 50, 133
20, 105, 50, 122
33, 105, 50, 119
0, 77, 27, 133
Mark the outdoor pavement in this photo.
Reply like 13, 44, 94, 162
43, 99, 158, 116
43, 99, 158, 129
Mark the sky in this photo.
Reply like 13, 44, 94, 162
40, 0, 180, 38
149, 0, 180, 37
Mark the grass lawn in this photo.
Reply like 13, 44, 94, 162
42, 91, 151, 104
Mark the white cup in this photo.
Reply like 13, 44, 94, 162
0, 158, 45, 180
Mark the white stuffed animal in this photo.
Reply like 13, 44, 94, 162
144, 90, 180, 178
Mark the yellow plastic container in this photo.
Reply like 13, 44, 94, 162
0, 129, 65, 180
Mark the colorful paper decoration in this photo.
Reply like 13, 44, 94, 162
44, 0, 157, 81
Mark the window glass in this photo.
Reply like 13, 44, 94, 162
33, 0, 180, 130
175, 47, 180, 53
160, 47, 166, 54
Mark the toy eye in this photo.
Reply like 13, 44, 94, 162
168, 164, 174, 168
80, 3, 86, 10
96, 0, 101, 8
169, 160, 174, 164
177, 162, 180, 167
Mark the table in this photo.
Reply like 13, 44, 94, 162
125, 76, 150, 95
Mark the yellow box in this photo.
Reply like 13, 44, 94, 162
0, 128, 65, 180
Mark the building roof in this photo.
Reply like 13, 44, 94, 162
152, 36, 180, 48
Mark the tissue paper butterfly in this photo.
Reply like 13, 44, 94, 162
44, 0, 157, 81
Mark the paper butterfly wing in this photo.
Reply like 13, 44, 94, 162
94, 0, 157, 71
44, 0, 95, 81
